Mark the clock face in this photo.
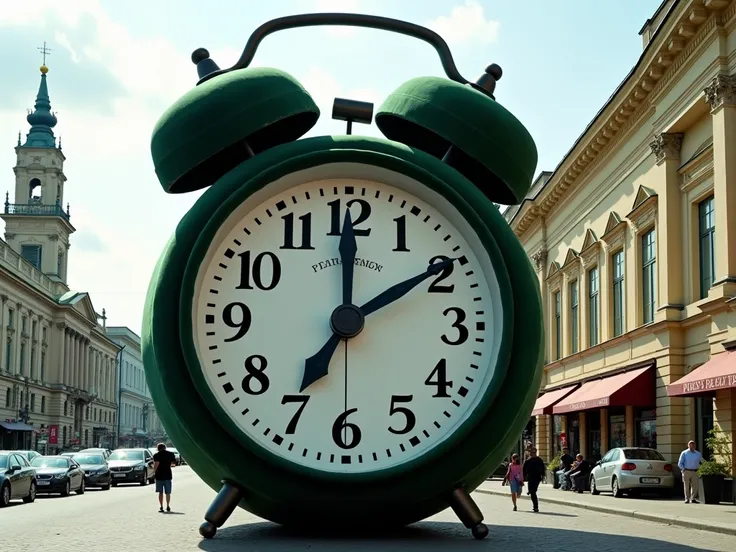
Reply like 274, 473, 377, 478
189, 164, 505, 475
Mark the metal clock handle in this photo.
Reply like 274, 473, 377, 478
191, 13, 501, 98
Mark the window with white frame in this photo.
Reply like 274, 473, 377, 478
570, 280, 579, 354
612, 250, 625, 337
642, 229, 657, 323
588, 267, 599, 347
698, 196, 715, 298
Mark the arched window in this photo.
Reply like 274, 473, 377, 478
57, 250, 64, 276
29, 178, 42, 201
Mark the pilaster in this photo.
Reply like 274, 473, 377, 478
705, 74, 736, 293
600, 408, 609, 456
650, 132, 685, 317
625, 405, 635, 447
0, 295, 6, 370
532, 248, 548, 362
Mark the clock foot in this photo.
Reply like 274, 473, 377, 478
199, 480, 243, 539
448, 487, 488, 540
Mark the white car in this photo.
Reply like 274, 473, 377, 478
590, 447, 675, 497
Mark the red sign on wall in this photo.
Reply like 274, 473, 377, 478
48, 425, 58, 445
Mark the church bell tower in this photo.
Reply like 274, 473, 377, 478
2, 50, 75, 284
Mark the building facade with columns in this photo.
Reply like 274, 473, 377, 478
107, 327, 166, 448
506, 0, 736, 474
0, 64, 121, 452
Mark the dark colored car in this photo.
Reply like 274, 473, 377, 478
71, 453, 111, 490
107, 449, 155, 486
0, 452, 37, 507
31, 456, 86, 496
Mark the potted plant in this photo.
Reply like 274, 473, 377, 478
698, 460, 729, 504
701, 426, 734, 503
547, 452, 561, 487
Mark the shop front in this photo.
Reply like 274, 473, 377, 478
666, 349, 736, 473
0, 420, 35, 450
536, 364, 656, 463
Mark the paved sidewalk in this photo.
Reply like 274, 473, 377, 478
477, 480, 736, 536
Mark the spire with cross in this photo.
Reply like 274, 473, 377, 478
38, 41, 51, 67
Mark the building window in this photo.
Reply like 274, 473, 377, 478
42, 326, 47, 342
20, 245, 42, 270
636, 408, 657, 449
642, 229, 657, 323
5, 388, 9, 407
40, 352, 45, 381
695, 395, 714, 460
57, 251, 63, 276
554, 290, 561, 360
21, 316, 27, 333
8, 309, 14, 327
588, 267, 599, 347
570, 280, 579, 354
30, 393, 35, 412
5, 340, 11, 371
612, 250, 625, 337
19, 343, 25, 374
609, 409, 627, 449
41, 396, 45, 413
30, 348, 36, 379
699, 196, 715, 298
32, 320, 37, 338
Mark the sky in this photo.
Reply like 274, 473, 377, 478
0, 0, 661, 334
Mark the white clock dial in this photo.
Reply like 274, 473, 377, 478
191, 163, 504, 474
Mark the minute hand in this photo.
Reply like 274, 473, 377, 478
360, 258, 456, 317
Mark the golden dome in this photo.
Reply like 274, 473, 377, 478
40, 65, 49, 74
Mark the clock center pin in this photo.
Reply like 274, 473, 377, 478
329, 303, 365, 338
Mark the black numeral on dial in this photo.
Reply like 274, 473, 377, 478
327, 199, 372, 236
236, 251, 281, 290
281, 395, 310, 434
441, 307, 469, 346
388, 395, 416, 435
221, 302, 251, 342
241, 354, 269, 395
428, 255, 455, 293
392, 215, 410, 252
332, 408, 362, 449
281, 212, 315, 250
425, 358, 453, 397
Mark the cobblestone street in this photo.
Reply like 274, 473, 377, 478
1, 467, 732, 551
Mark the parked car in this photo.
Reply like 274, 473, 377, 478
590, 447, 675, 497
79, 448, 111, 460
71, 453, 111, 490
168, 448, 182, 466
12, 450, 42, 463
30, 456, 86, 496
0, 451, 37, 507
107, 448, 155, 486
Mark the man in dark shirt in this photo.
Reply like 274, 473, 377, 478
556, 448, 575, 489
523, 447, 546, 512
569, 454, 592, 493
153, 443, 177, 512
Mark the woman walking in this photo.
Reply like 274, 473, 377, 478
504, 453, 524, 511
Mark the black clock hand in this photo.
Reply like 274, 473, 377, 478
360, 257, 456, 317
299, 213, 357, 393
339, 210, 357, 305
300, 334, 341, 392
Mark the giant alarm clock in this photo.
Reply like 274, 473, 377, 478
143, 13, 544, 541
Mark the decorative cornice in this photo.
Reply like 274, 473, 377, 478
649, 132, 684, 164
510, 1, 727, 238
531, 249, 548, 272
48, 234, 59, 242
704, 73, 736, 111
5, 233, 16, 240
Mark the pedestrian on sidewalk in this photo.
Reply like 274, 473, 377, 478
503, 453, 524, 511
153, 443, 177, 513
523, 447, 545, 512
678, 440, 704, 504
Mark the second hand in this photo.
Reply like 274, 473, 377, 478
343, 338, 348, 443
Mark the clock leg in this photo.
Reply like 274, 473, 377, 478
448, 487, 489, 540
199, 481, 243, 539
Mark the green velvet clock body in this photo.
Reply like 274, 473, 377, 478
142, 135, 543, 527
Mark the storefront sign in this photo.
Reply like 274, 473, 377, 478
48, 424, 58, 445
680, 373, 736, 394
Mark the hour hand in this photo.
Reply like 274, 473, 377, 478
360, 257, 456, 317
300, 334, 341, 392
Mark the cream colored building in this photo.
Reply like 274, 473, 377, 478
0, 65, 121, 452
107, 327, 166, 448
506, 0, 736, 474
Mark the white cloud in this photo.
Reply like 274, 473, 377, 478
0, 0, 384, 333
427, 1, 500, 46
313, 0, 363, 37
